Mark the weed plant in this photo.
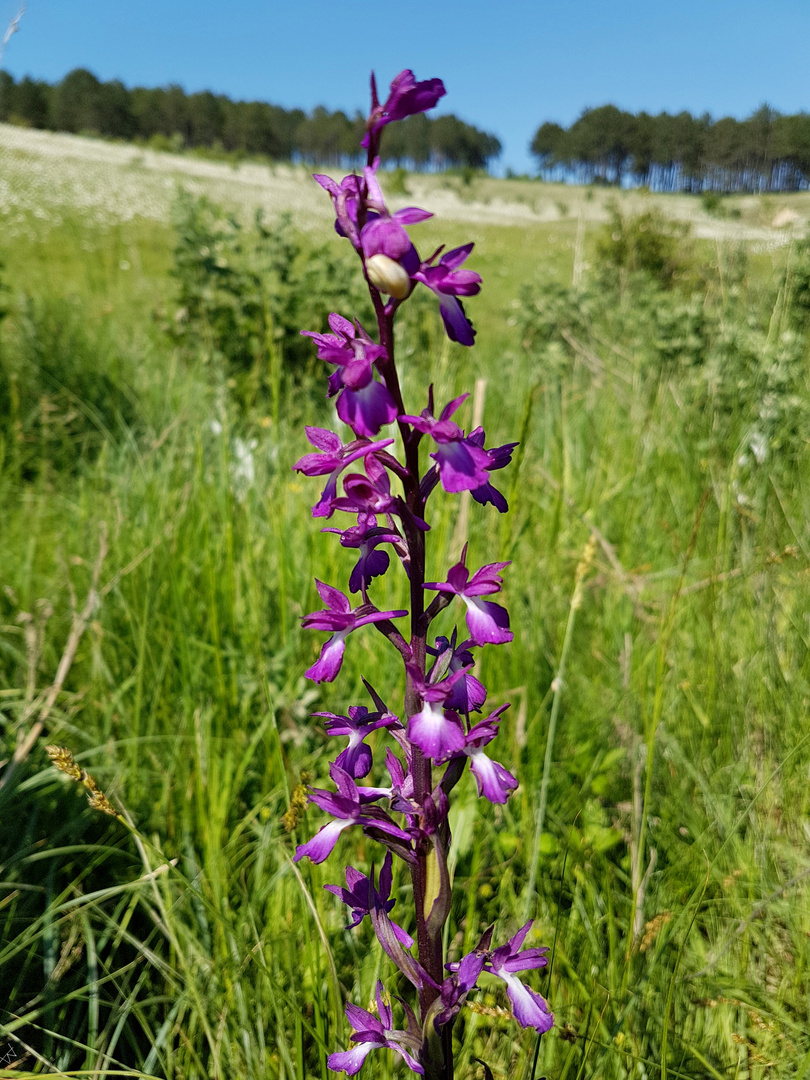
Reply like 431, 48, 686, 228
0, 202, 808, 1078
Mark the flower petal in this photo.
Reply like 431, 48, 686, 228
408, 704, 465, 762
327, 1042, 377, 1075
438, 295, 476, 346
305, 426, 342, 453
305, 631, 348, 683
390, 1043, 425, 1074
468, 749, 518, 804
463, 598, 512, 646
337, 380, 398, 438
393, 207, 433, 225
294, 819, 352, 864
498, 971, 554, 1032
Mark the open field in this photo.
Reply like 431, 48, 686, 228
3, 122, 810, 242
1, 127, 810, 1080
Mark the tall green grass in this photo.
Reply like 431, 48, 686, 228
0, 200, 808, 1079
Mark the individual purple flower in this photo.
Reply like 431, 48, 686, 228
332, 456, 428, 529
313, 171, 364, 249
302, 581, 407, 683
323, 514, 402, 594
315, 704, 399, 778
463, 707, 517, 804
424, 555, 513, 646
302, 314, 397, 438
363, 69, 446, 149
328, 981, 424, 1075
405, 663, 468, 762
294, 764, 412, 864
334, 472, 395, 518
485, 923, 554, 1032
325, 851, 413, 947
293, 427, 394, 518
433, 928, 493, 1027
303, 314, 386, 368
408, 703, 465, 764
427, 629, 487, 713
401, 394, 492, 494
413, 244, 482, 346
466, 427, 518, 513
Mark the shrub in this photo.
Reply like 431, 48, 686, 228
517, 246, 810, 471
166, 189, 372, 411
594, 206, 694, 290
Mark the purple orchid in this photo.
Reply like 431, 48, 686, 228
313, 161, 431, 302
294, 763, 412, 864
316, 704, 399, 779
424, 556, 513, 646
485, 923, 554, 1032
463, 708, 518, 804
383, 748, 416, 806
313, 171, 364, 249
325, 851, 413, 947
303, 314, 386, 369
328, 981, 424, 1075
302, 314, 398, 438
293, 66, 552, 1079
432, 929, 493, 1027
364, 69, 446, 149
359, 165, 483, 349
405, 663, 468, 761
293, 428, 394, 518
323, 514, 403, 594
302, 581, 406, 683
360, 163, 432, 300
332, 456, 428, 530
427, 630, 487, 713
413, 245, 482, 346
467, 427, 518, 512
401, 394, 495, 495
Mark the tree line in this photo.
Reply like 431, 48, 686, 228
0, 67, 502, 171
531, 104, 810, 192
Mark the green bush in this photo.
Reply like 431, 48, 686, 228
146, 131, 185, 154
166, 189, 372, 412
700, 190, 725, 216
595, 206, 694, 290
518, 245, 810, 472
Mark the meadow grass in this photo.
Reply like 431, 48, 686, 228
0, 173, 809, 1080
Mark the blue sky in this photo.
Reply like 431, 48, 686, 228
2, 0, 809, 174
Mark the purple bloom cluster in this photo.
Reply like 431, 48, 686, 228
313, 155, 482, 348
291, 68, 553, 1079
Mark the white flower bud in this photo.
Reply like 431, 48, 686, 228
365, 254, 412, 300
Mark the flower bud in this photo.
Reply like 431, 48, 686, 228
365, 254, 412, 299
